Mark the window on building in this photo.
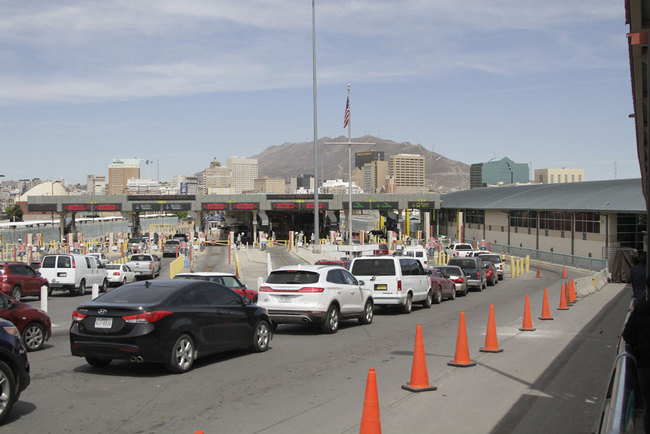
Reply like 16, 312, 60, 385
550, 174, 554, 183
509, 210, 537, 229
465, 209, 485, 225
539, 174, 543, 182
564, 174, 568, 182
539, 211, 571, 231
575, 212, 600, 233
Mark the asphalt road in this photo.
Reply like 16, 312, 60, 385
2, 246, 629, 433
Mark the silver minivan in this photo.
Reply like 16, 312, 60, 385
349, 256, 431, 313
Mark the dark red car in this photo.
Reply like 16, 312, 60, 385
314, 259, 351, 270
373, 243, 389, 255
0, 261, 49, 301
427, 267, 457, 303
0, 292, 51, 351
483, 261, 499, 286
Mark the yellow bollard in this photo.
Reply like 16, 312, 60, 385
510, 257, 515, 278
525, 255, 530, 273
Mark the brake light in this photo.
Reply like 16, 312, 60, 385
72, 311, 88, 322
122, 311, 173, 324
298, 287, 324, 293
476, 272, 480, 278
148, 263, 152, 270
452, 277, 463, 283
397, 280, 402, 291
113, 272, 121, 276
71, 258, 76, 269
258, 286, 273, 292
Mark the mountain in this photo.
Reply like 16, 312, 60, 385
251, 135, 470, 192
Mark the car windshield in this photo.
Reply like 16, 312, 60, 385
95, 283, 179, 303
436, 266, 458, 275
351, 259, 396, 276
480, 255, 501, 263
130, 255, 150, 261
266, 270, 320, 284
449, 259, 477, 269
165, 240, 179, 245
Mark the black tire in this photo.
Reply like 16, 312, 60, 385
122, 278, 127, 286
75, 279, 86, 296
21, 322, 45, 352
320, 305, 339, 334
85, 357, 112, 368
11, 286, 21, 301
433, 287, 442, 304
249, 320, 271, 352
47, 285, 53, 296
0, 360, 17, 424
422, 290, 433, 308
450, 286, 456, 300
100, 279, 108, 293
359, 300, 374, 324
402, 293, 413, 314
166, 334, 195, 374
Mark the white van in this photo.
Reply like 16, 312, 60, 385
403, 247, 428, 267
349, 256, 431, 313
39, 254, 108, 295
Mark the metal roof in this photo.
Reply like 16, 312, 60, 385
440, 178, 645, 213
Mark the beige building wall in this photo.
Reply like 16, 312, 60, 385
363, 160, 389, 193
227, 156, 258, 193
204, 166, 232, 192
389, 154, 425, 192
108, 159, 140, 195
254, 177, 286, 194
535, 168, 584, 184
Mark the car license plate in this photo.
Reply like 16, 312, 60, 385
374, 284, 387, 291
277, 295, 292, 303
94, 317, 113, 329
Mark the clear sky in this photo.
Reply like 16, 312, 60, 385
0, 1, 640, 185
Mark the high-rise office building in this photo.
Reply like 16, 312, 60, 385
470, 157, 529, 189
202, 159, 232, 193
362, 160, 389, 193
108, 159, 140, 195
388, 154, 425, 193
227, 157, 258, 194
355, 151, 384, 169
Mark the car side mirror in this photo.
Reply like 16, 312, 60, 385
357, 280, 365, 286
425, 269, 432, 275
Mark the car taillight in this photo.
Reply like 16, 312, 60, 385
113, 272, 121, 276
453, 277, 463, 283
398, 280, 402, 291
122, 311, 173, 324
148, 263, 152, 269
476, 272, 480, 278
71, 259, 76, 269
298, 287, 324, 293
72, 311, 88, 322
258, 286, 273, 292
1, 275, 6, 282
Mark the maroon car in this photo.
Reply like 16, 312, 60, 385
0, 292, 51, 351
0, 261, 49, 300
483, 261, 499, 286
428, 267, 457, 303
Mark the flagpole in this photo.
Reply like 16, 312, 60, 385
347, 84, 352, 245
312, 0, 320, 250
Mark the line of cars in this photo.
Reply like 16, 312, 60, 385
256, 250, 506, 336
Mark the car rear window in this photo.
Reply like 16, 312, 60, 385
479, 255, 501, 263
454, 244, 473, 250
97, 283, 179, 303
130, 255, 150, 261
448, 258, 477, 269
165, 240, 180, 245
106, 264, 120, 270
266, 270, 320, 284
351, 258, 396, 276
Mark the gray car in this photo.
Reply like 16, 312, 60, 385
435, 265, 469, 296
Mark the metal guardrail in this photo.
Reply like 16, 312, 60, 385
468, 240, 608, 272
597, 339, 638, 433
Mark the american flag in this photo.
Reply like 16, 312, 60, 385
343, 95, 350, 128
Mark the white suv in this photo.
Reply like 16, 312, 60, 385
349, 256, 431, 313
257, 265, 374, 334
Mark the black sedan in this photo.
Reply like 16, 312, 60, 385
0, 317, 30, 423
70, 280, 272, 374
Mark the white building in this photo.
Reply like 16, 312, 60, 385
227, 157, 258, 194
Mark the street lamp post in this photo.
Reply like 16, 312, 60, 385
312, 0, 320, 250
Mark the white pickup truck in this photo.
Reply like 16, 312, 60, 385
125, 254, 161, 279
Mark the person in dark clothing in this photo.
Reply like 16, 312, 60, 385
631, 253, 647, 306
623, 297, 650, 433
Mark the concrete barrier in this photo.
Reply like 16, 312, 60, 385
575, 268, 611, 298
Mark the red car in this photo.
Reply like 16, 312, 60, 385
0, 292, 51, 351
373, 244, 389, 255
427, 267, 457, 303
314, 259, 351, 270
0, 261, 49, 300
483, 261, 499, 286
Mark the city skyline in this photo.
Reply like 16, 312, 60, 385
0, 1, 640, 185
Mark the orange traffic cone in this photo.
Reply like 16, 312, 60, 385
448, 311, 477, 367
539, 288, 553, 320
519, 294, 536, 331
562, 266, 567, 278
564, 281, 572, 306
360, 368, 382, 433
569, 279, 577, 303
480, 304, 503, 353
536, 265, 541, 278
402, 324, 437, 392
557, 284, 569, 310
